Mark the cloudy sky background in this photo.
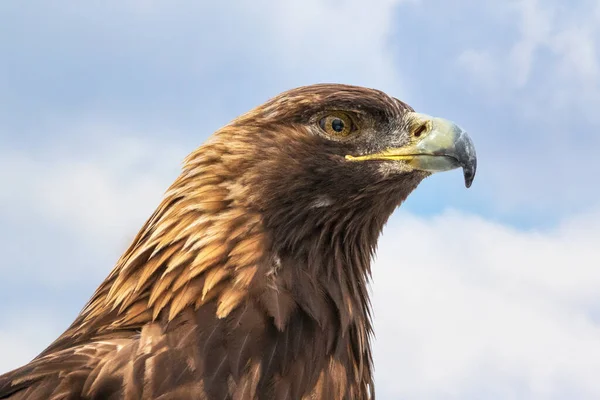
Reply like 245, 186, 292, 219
1, 0, 599, 398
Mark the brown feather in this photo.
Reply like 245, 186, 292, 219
0, 84, 426, 400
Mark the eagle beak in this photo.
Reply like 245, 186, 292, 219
345, 112, 477, 188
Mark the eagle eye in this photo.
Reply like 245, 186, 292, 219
319, 112, 354, 137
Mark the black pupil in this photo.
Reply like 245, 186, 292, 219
331, 118, 345, 132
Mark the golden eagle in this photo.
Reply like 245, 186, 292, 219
0, 84, 476, 399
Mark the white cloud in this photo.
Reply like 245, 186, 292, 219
456, 0, 600, 118
372, 209, 600, 399
0, 119, 190, 286
250, 0, 411, 91
0, 120, 186, 243
0, 310, 64, 374
451, 0, 600, 215
456, 49, 499, 92
5, 0, 413, 97
508, 0, 554, 87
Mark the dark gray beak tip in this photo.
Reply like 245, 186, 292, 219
463, 162, 476, 188
457, 129, 477, 189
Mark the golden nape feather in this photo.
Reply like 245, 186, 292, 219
0, 84, 476, 400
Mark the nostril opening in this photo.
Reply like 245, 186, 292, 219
413, 124, 427, 138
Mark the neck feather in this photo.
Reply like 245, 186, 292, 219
42, 134, 418, 399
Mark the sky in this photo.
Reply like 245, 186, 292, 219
0, 0, 599, 398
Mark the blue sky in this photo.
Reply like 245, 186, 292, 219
1, 1, 599, 399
